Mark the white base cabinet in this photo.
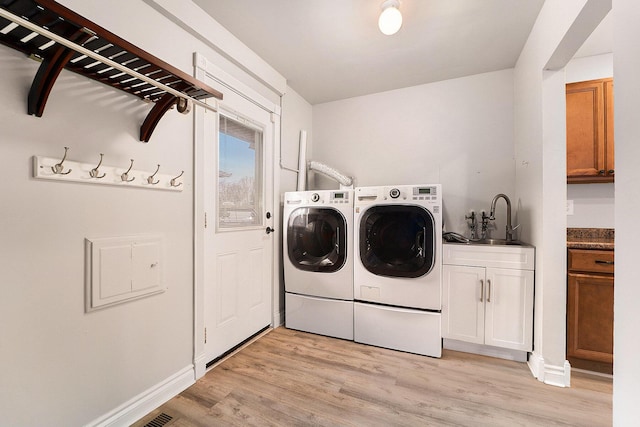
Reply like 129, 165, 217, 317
442, 243, 535, 352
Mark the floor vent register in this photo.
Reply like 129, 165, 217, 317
143, 413, 173, 427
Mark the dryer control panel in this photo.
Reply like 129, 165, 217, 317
284, 190, 353, 206
355, 185, 442, 209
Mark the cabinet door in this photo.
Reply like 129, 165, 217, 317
604, 79, 614, 176
442, 265, 485, 344
566, 80, 605, 180
484, 268, 534, 351
567, 273, 614, 364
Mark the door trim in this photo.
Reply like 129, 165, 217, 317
193, 52, 281, 379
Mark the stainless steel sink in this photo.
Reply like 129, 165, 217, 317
443, 232, 533, 247
471, 238, 529, 246
444, 237, 532, 247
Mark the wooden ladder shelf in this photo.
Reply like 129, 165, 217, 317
0, 0, 222, 141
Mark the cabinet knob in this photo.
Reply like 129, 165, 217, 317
608, 170, 615, 175
598, 170, 606, 175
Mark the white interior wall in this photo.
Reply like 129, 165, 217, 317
0, 43, 194, 426
312, 69, 516, 239
278, 88, 313, 320
514, 0, 611, 386
0, 0, 299, 425
612, 0, 640, 422
2, 0, 632, 424
566, 53, 614, 228
281, 88, 313, 193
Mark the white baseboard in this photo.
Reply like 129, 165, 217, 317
443, 339, 528, 362
87, 365, 195, 427
274, 308, 284, 327
194, 353, 208, 380
528, 351, 571, 387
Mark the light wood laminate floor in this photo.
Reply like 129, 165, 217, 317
133, 327, 612, 426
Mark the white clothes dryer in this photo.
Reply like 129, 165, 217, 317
283, 189, 354, 340
353, 184, 442, 357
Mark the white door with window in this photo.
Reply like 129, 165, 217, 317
202, 84, 275, 363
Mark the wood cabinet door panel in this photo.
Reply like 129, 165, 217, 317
566, 80, 605, 177
604, 79, 614, 174
567, 273, 614, 363
566, 78, 614, 183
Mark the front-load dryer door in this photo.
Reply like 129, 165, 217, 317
287, 207, 347, 273
360, 205, 435, 278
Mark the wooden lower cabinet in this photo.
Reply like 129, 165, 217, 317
567, 249, 614, 374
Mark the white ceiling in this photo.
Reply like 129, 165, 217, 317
192, 0, 547, 105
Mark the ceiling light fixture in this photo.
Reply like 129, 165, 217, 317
378, 0, 403, 36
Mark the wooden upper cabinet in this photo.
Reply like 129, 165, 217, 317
566, 78, 614, 183
604, 79, 614, 176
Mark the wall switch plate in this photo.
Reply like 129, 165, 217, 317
566, 200, 574, 215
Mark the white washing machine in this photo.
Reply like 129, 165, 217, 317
353, 184, 442, 357
283, 190, 354, 340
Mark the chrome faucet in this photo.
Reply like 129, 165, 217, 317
489, 194, 514, 242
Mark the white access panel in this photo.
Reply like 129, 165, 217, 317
85, 235, 164, 311
354, 302, 442, 357
286, 293, 353, 340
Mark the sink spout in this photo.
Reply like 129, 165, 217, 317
489, 193, 514, 242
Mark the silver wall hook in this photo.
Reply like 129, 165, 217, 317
89, 153, 106, 179
51, 146, 72, 175
120, 159, 135, 182
170, 170, 184, 187
147, 164, 160, 185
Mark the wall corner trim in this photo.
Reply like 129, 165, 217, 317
87, 365, 195, 427
528, 351, 571, 387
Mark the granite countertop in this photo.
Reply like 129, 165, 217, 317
567, 228, 614, 250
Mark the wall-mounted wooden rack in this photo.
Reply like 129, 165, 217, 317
0, 0, 222, 142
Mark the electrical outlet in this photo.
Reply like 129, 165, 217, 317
566, 200, 574, 215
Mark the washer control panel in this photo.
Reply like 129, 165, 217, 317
412, 185, 438, 201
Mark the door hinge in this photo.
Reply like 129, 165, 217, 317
204, 212, 207, 228
204, 327, 207, 344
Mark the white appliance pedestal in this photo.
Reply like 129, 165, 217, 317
354, 302, 441, 357
286, 293, 353, 340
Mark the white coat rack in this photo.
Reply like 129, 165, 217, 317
33, 149, 183, 192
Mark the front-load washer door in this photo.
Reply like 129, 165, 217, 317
287, 207, 347, 273
360, 205, 435, 278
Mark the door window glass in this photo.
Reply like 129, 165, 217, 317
218, 114, 263, 229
